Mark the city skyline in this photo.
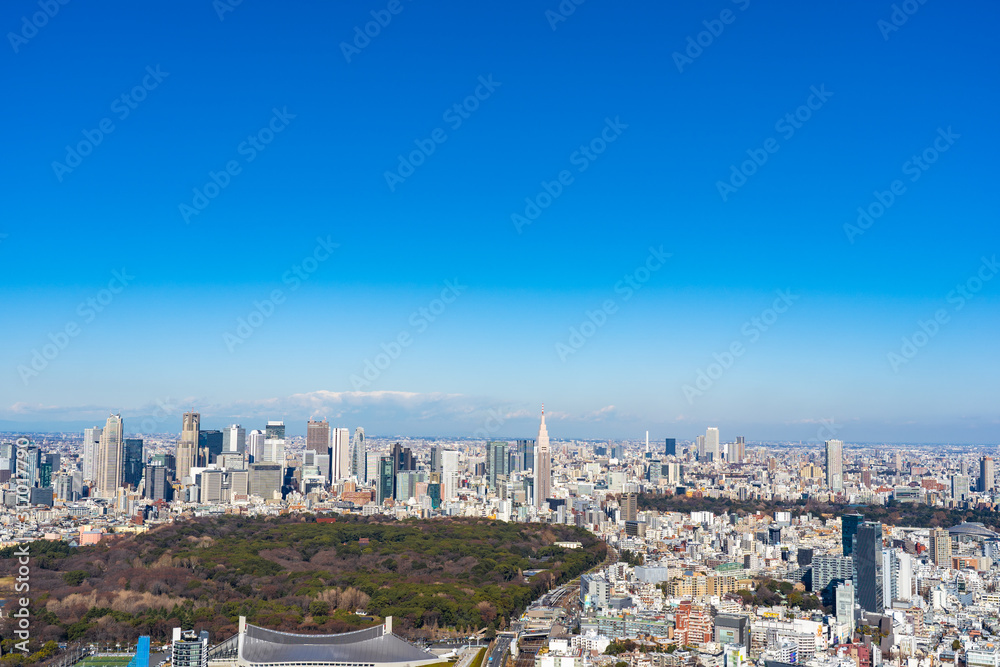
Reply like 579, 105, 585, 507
4, 1, 999, 444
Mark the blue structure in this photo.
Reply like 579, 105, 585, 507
127, 637, 150, 667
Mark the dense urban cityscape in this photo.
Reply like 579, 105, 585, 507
4, 413, 1000, 667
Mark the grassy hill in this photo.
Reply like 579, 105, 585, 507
0, 516, 605, 649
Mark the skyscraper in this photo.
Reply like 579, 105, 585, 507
144, 464, 172, 501
622, 492, 637, 522
306, 419, 330, 454
307, 419, 332, 481
96, 413, 124, 497
731, 436, 745, 464
836, 581, 855, 640
378, 456, 395, 503
826, 439, 844, 492
350, 427, 366, 481
442, 450, 460, 500
951, 474, 970, 503
853, 521, 884, 613
517, 439, 535, 472
82, 426, 102, 481
391, 442, 414, 472
263, 421, 286, 465
177, 412, 200, 484
980, 456, 995, 493
486, 441, 509, 493
534, 407, 551, 508
842, 513, 864, 557
247, 429, 265, 462
198, 430, 223, 466
332, 427, 350, 481
222, 424, 246, 455
123, 438, 144, 489
665, 438, 676, 457
705, 427, 719, 461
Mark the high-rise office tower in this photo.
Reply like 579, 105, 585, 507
842, 513, 864, 557
249, 463, 283, 500
23, 447, 41, 487
853, 521, 884, 613
980, 456, 995, 493
198, 430, 223, 466
696, 435, 706, 459
177, 412, 200, 484
665, 438, 676, 457
306, 419, 330, 454
731, 436, 745, 464
222, 425, 246, 455
429, 445, 441, 473
144, 464, 173, 501
263, 421, 286, 465
378, 456, 395, 503
307, 419, 331, 480
826, 439, 844, 491
122, 438, 144, 489
350, 427, 366, 481
83, 426, 102, 481
705, 427, 719, 461
247, 429, 265, 462
332, 427, 350, 481
951, 474, 970, 503
96, 413, 124, 497
391, 442, 414, 472
517, 439, 535, 472
442, 450, 460, 500
929, 527, 951, 567
200, 470, 224, 503
486, 441, 509, 493
622, 492, 637, 522
534, 407, 551, 508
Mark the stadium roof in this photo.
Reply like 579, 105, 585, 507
948, 522, 999, 538
238, 619, 440, 667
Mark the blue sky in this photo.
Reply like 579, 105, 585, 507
2, 0, 998, 443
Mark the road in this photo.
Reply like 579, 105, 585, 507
485, 635, 511, 667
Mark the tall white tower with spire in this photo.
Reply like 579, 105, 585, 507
534, 405, 551, 508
